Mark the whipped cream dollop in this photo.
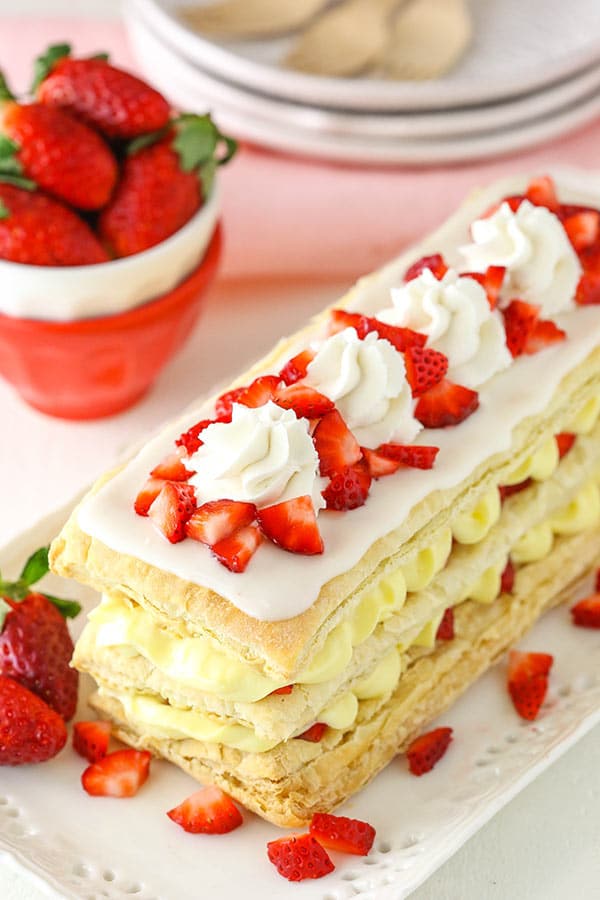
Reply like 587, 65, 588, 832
460, 199, 581, 316
189, 402, 325, 511
304, 327, 421, 447
378, 268, 512, 388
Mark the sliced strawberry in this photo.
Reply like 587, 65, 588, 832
327, 308, 368, 337
463, 265, 506, 309
507, 650, 553, 721
148, 482, 196, 543
313, 410, 362, 477
310, 813, 376, 857
499, 479, 532, 501
571, 593, 600, 629
404, 253, 448, 282
562, 210, 600, 251
322, 459, 371, 511
150, 451, 194, 482
258, 496, 324, 555
406, 726, 453, 775
297, 722, 327, 742
436, 608, 454, 641
176, 418, 215, 455
404, 346, 448, 397
185, 499, 257, 546
270, 685, 294, 696
134, 477, 166, 516
211, 524, 262, 573
575, 270, 600, 306
237, 375, 281, 408
327, 309, 426, 352
555, 432, 576, 459
167, 786, 243, 834
81, 748, 151, 797
274, 384, 334, 419
415, 380, 479, 428
502, 300, 540, 357
525, 175, 559, 212
500, 558, 515, 594
279, 349, 315, 385
267, 833, 334, 882
482, 195, 524, 218
215, 386, 245, 418
72, 720, 111, 763
362, 447, 403, 479
525, 318, 566, 354
375, 443, 439, 469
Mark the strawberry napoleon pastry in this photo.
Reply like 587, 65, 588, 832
50, 171, 600, 827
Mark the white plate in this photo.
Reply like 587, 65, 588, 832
128, 0, 600, 112
1, 498, 599, 900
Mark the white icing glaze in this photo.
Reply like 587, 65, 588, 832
77, 172, 600, 623
379, 268, 511, 388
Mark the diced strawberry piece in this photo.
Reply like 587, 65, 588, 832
322, 459, 371, 511
436, 607, 454, 641
279, 349, 315, 385
297, 722, 327, 742
500, 559, 515, 594
72, 720, 111, 763
404, 253, 448, 282
237, 375, 281, 408
257, 496, 324, 555
575, 270, 600, 306
211, 524, 262, 573
310, 813, 376, 857
167, 786, 243, 834
327, 309, 426, 352
81, 748, 151, 797
571, 593, 600, 629
362, 447, 403, 478
555, 432, 576, 459
274, 384, 334, 419
150, 451, 194, 482
525, 318, 566, 354
499, 479, 532, 501
376, 443, 439, 469
525, 175, 559, 212
148, 482, 196, 543
327, 308, 368, 337
270, 685, 294, 696
596, 569, 600, 593
406, 726, 453, 775
267, 833, 334, 882
482, 195, 524, 218
185, 499, 257, 546
404, 345, 448, 397
215, 387, 245, 419
415, 380, 479, 428
175, 418, 214, 454
562, 210, 600, 251
502, 299, 540, 357
134, 477, 166, 516
313, 410, 362, 477
463, 265, 506, 309
507, 650, 553, 721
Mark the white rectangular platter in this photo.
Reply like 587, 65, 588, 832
1, 498, 599, 900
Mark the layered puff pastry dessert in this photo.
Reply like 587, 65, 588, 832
51, 170, 600, 827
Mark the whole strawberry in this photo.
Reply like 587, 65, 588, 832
0, 71, 117, 210
0, 676, 67, 765
0, 547, 81, 720
34, 43, 171, 140
99, 114, 236, 257
0, 183, 109, 265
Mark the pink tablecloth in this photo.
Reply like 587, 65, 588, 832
2, 16, 600, 283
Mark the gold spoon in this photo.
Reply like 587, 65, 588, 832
181, 0, 338, 39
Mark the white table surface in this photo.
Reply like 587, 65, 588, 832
0, 3, 599, 898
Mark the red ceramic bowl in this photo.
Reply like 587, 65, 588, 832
0, 225, 221, 420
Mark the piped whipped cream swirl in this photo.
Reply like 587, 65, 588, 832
460, 199, 581, 316
304, 327, 421, 447
378, 268, 511, 388
189, 402, 325, 511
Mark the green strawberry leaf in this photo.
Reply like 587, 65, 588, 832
0, 199, 9, 219
0, 137, 36, 190
172, 114, 238, 199
31, 42, 71, 92
0, 597, 10, 631
0, 71, 16, 102
126, 126, 170, 157
89, 52, 110, 63
0, 547, 81, 618
20, 546, 49, 586
0, 173, 36, 190
43, 594, 82, 619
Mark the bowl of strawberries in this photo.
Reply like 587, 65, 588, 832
0, 44, 236, 420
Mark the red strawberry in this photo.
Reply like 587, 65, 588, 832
596, 569, 600, 593
270, 685, 294, 696
375, 443, 439, 469
327, 308, 368, 337
415, 379, 479, 428
328, 309, 426, 352
575, 270, 600, 306
462, 265, 506, 309
404, 253, 448, 282
82, 748, 151, 797
0, 676, 67, 765
500, 559, 515, 594
215, 387, 245, 418
257, 496, 324, 555
406, 726, 453, 775
134, 477, 167, 517
150, 451, 194, 482
571, 593, 600, 629
167, 786, 243, 834
482, 195, 524, 218
310, 813, 376, 857
0, 183, 109, 266
404, 345, 448, 397
274, 384, 334, 419
313, 410, 362, 477
267, 833, 334, 882
555, 432, 576, 459
34, 44, 171, 140
562, 210, 600, 251
322, 459, 371, 511
525, 175, 559, 212
362, 447, 402, 478
297, 722, 327, 742
507, 650, 553, 721
236, 375, 281, 409
279, 349, 315, 385
72, 720, 111, 763
148, 482, 196, 543
436, 607, 454, 641
176, 418, 215, 455
0, 73, 117, 210
211, 524, 262, 573
499, 479, 532, 501
185, 499, 257, 546
502, 300, 539, 357
524, 318, 566, 354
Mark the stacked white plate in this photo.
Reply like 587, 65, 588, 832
124, 0, 600, 165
